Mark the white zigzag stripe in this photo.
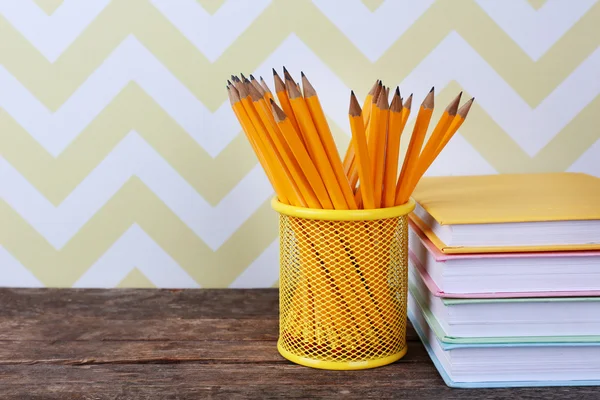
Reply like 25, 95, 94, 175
150, 0, 271, 62
0, 0, 111, 62
73, 224, 200, 288
0, 36, 239, 158
1, 33, 597, 159
0, 131, 274, 251
311, 0, 435, 62
396, 32, 600, 157
568, 138, 600, 177
0, 246, 44, 287
229, 239, 279, 288
423, 134, 498, 177
475, 0, 598, 61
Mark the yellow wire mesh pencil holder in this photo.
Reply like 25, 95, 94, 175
272, 197, 416, 370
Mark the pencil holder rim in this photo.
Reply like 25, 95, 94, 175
270, 196, 415, 221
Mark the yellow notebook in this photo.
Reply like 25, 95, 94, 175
409, 172, 600, 254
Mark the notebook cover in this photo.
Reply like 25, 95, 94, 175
407, 282, 600, 345
408, 218, 600, 262
411, 172, 600, 225
408, 304, 600, 388
409, 212, 600, 254
408, 248, 600, 299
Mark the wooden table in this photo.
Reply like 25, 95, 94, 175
1, 288, 598, 399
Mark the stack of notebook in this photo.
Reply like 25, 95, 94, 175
406, 172, 600, 388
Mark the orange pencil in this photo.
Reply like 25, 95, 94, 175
259, 76, 274, 103
301, 72, 357, 209
286, 77, 349, 210
370, 86, 389, 208
273, 69, 302, 142
271, 100, 334, 209
406, 92, 462, 192
247, 83, 321, 209
227, 84, 291, 205
348, 91, 375, 209
382, 87, 407, 208
413, 97, 474, 183
342, 80, 379, 174
395, 87, 435, 205
235, 76, 305, 207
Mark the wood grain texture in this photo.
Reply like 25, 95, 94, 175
0, 288, 597, 399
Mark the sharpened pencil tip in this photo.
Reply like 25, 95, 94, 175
395, 86, 400, 96
446, 91, 462, 116
429, 86, 434, 93
272, 68, 278, 76
457, 97, 475, 118
249, 74, 256, 81
283, 66, 288, 73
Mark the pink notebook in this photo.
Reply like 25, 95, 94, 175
408, 219, 600, 299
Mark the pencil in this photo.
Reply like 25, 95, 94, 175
227, 83, 291, 205
406, 92, 462, 193
273, 69, 302, 142
342, 80, 379, 174
348, 91, 376, 209
248, 82, 321, 209
271, 100, 333, 209
302, 72, 357, 209
287, 76, 349, 210
258, 76, 274, 103
395, 87, 435, 205
382, 87, 406, 208
413, 97, 474, 185
371, 86, 389, 208
235, 77, 305, 206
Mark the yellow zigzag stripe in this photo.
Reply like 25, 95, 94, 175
0, 85, 258, 206
195, 0, 226, 15
0, 182, 278, 288
32, 0, 63, 15
2, 84, 597, 203
117, 267, 157, 288
0, 0, 598, 110
0, 84, 349, 205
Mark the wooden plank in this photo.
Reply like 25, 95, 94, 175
0, 316, 279, 341
0, 339, 429, 365
0, 316, 419, 342
0, 363, 598, 400
0, 288, 419, 342
0, 288, 279, 319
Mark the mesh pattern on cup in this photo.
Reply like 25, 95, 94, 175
278, 214, 409, 365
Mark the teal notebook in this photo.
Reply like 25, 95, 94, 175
408, 302, 600, 388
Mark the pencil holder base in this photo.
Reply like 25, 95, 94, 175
277, 340, 408, 370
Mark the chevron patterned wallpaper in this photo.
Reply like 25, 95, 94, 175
0, 0, 599, 288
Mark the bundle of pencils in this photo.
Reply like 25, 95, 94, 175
226, 69, 474, 357
226, 69, 473, 209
